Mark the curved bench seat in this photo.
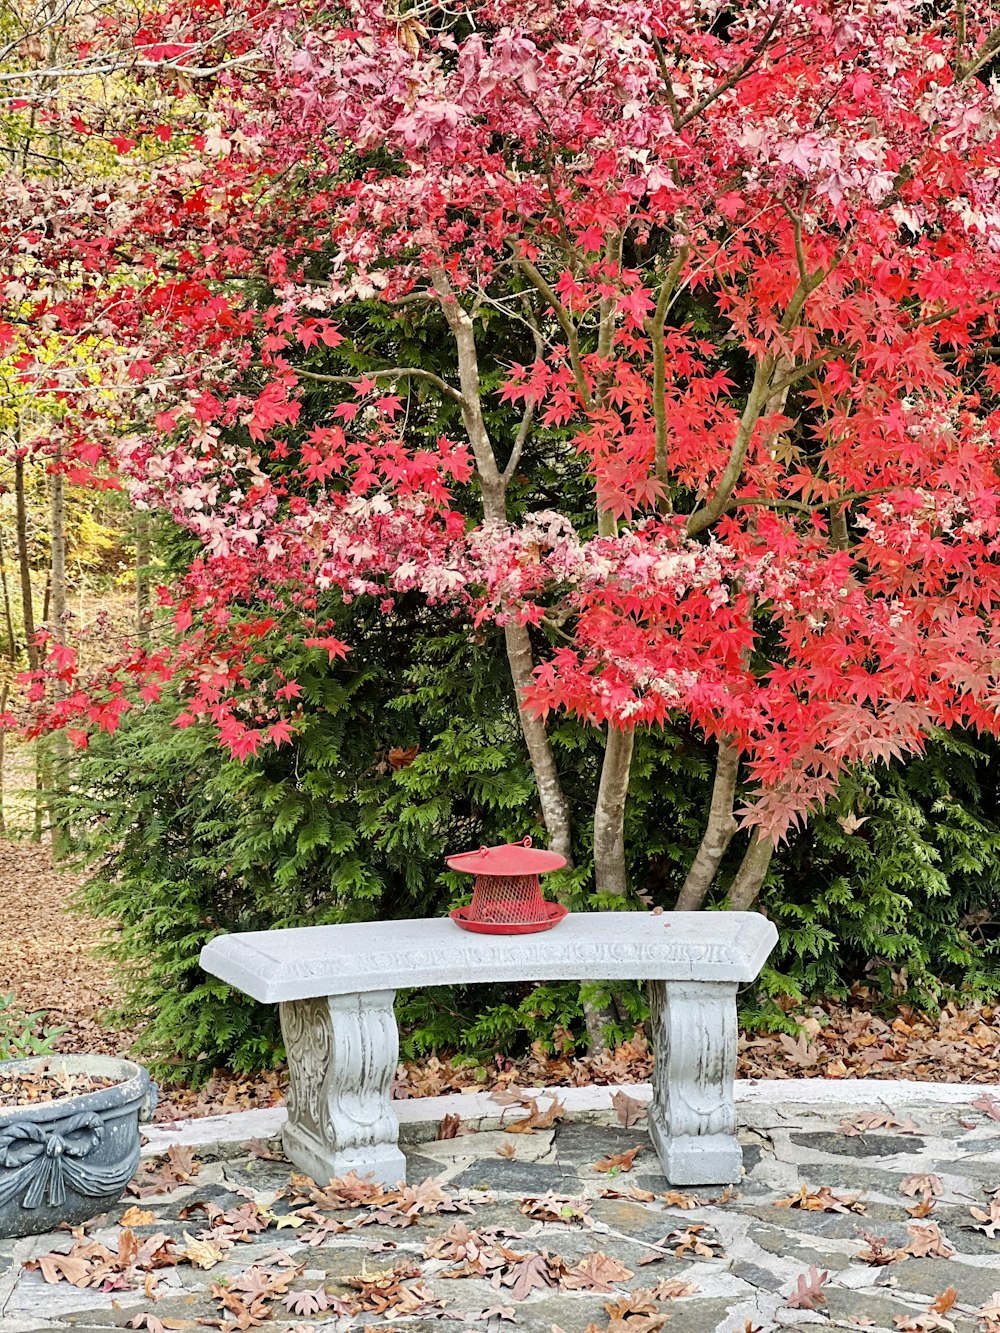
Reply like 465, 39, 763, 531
201, 911, 777, 1189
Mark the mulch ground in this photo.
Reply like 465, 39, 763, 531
2, 839, 999, 1125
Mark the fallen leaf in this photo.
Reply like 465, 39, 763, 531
495, 1251, 556, 1300
966, 1197, 1000, 1239
972, 1093, 1000, 1123
901, 1174, 943, 1199
903, 1223, 954, 1259
120, 1207, 157, 1227
786, 1266, 829, 1310
504, 1096, 565, 1134
776, 1184, 865, 1215
561, 1252, 635, 1292
437, 1113, 462, 1140
520, 1193, 591, 1224
661, 1190, 700, 1208
651, 1277, 699, 1299
611, 1090, 647, 1128
857, 1233, 900, 1266
840, 1113, 923, 1137
282, 1285, 331, 1315
496, 1142, 516, 1159
593, 1146, 642, 1174
180, 1231, 228, 1271
931, 1289, 958, 1315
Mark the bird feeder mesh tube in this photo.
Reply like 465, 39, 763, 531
467, 873, 548, 925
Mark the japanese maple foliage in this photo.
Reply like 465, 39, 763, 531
13, 0, 1000, 904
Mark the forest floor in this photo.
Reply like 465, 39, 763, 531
2, 832, 1000, 1126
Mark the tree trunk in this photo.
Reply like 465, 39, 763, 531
727, 832, 775, 911
502, 620, 573, 862
135, 511, 150, 637
593, 725, 634, 898
49, 461, 68, 855
14, 452, 37, 671
0, 528, 16, 661
432, 269, 574, 863
674, 738, 741, 910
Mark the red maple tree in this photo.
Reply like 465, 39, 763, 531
10, 0, 1000, 910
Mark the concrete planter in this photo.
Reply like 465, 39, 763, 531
0, 1055, 154, 1238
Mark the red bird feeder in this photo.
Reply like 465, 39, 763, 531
447, 837, 568, 934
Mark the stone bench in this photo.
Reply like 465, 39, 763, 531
200, 911, 776, 1187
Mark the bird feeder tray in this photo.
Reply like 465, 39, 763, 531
446, 838, 567, 935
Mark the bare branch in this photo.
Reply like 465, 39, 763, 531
295, 364, 466, 406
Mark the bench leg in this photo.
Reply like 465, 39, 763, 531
646, 980, 741, 1186
279, 991, 406, 1186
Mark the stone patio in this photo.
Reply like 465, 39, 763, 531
2, 1088, 999, 1333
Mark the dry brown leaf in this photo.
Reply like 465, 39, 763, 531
180, 1231, 229, 1270
857, 1233, 901, 1266
840, 1112, 923, 1137
495, 1141, 516, 1159
901, 1174, 943, 1199
437, 1112, 461, 1140
903, 1223, 954, 1259
639, 1225, 724, 1263
611, 1090, 647, 1128
520, 1193, 591, 1223
966, 1197, 1000, 1238
504, 1096, 566, 1134
601, 1184, 657, 1203
930, 1289, 958, 1315
786, 1266, 829, 1310
561, 1251, 635, 1292
120, 1206, 157, 1227
972, 1092, 1000, 1123
494, 1250, 557, 1300
775, 1184, 865, 1214
593, 1145, 643, 1174
602, 1291, 670, 1333
651, 1277, 699, 1299
282, 1285, 332, 1315
661, 1190, 700, 1208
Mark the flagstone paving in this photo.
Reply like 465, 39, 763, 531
2, 1091, 999, 1333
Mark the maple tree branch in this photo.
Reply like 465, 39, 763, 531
295, 365, 465, 406
510, 251, 592, 408
645, 242, 689, 504
687, 264, 828, 536
686, 354, 775, 536
502, 300, 544, 484
957, 18, 1000, 82
730, 486, 893, 515
672, 6, 785, 132
674, 737, 741, 911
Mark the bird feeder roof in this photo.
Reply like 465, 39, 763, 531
446, 838, 566, 876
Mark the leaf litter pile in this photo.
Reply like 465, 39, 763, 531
0, 1061, 118, 1107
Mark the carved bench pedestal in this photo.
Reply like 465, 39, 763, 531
279, 992, 405, 1186
646, 980, 741, 1185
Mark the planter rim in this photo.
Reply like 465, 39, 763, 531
0, 1054, 149, 1127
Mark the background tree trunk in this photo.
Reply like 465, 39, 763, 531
49, 459, 68, 854
135, 511, 150, 638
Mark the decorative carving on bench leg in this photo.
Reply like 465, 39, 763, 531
279, 991, 406, 1186
646, 979, 741, 1186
